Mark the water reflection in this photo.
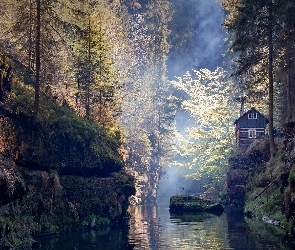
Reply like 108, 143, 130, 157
34, 199, 294, 249
226, 208, 292, 250
128, 199, 232, 249
127, 199, 293, 250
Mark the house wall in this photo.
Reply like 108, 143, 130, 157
238, 113, 268, 129
237, 128, 266, 149
235, 109, 268, 150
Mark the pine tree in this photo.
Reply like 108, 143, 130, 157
70, 0, 118, 122
221, 0, 283, 157
0, 0, 70, 115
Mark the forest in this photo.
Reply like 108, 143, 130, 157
0, 0, 295, 247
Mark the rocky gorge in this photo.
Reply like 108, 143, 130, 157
0, 79, 135, 248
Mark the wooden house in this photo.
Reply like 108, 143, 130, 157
234, 107, 269, 149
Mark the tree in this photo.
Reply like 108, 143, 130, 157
276, 0, 295, 121
0, 0, 70, 115
171, 67, 239, 182
115, 1, 177, 203
67, 0, 118, 122
34, 0, 41, 114
221, 0, 283, 157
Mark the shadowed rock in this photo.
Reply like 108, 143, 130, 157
169, 195, 224, 215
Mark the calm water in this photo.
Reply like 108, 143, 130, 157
34, 199, 294, 250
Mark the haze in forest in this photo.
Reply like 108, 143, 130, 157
158, 0, 228, 198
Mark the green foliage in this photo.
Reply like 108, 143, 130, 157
243, 140, 287, 223
171, 67, 239, 182
68, 0, 119, 121
5, 80, 124, 175
0, 214, 38, 248
251, 172, 272, 188
90, 214, 111, 226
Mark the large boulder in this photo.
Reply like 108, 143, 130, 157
169, 195, 224, 215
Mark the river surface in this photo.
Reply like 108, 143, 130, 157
34, 199, 294, 250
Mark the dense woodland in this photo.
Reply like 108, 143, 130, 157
0, 0, 295, 244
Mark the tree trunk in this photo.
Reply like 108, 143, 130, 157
85, 15, 91, 119
268, 1, 275, 157
28, 0, 33, 71
286, 10, 292, 120
34, 0, 41, 116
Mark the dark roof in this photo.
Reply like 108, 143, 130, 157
234, 107, 269, 125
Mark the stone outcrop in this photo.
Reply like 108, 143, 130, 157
0, 101, 135, 248
0, 153, 134, 248
169, 195, 224, 214
0, 109, 123, 177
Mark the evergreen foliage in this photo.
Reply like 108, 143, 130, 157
2, 79, 124, 176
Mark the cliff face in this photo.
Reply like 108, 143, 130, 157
0, 98, 135, 248
0, 155, 134, 248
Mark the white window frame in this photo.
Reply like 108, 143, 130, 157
248, 130, 256, 138
253, 113, 257, 119
248, 113, 252, 119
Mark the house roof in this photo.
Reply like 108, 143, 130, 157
234, 107, 269, 125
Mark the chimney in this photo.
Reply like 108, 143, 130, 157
240, 109, 243, 117
239, 91, 245, 117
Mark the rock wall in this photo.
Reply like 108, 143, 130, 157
0, 110, 123, 177
0, 102, 135, 248
0, 154, 134, 248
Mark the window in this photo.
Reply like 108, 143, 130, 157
248, 130, 256, 138
248, 113, 257, 119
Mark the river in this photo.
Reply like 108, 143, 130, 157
33, 199, 294, 250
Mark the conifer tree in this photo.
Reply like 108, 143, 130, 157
0, 0, 69, 115
221, 0, 283, 157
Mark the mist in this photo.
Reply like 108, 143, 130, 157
158, 0, 228, 199
166, 0, 227, 80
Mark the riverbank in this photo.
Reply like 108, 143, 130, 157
226, 127, 295, 238
0, 80, 135, 248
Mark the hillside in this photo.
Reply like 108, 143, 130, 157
227, 122, 295, 237
0, 74, 135, 248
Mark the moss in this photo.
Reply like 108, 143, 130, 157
0, 80, 124, 177
0, 168, 134, 249
169, 195, 224, 214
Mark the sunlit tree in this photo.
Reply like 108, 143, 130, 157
171, 67, 239, 182
73, 6, 117, 120
0, 0, 71, 115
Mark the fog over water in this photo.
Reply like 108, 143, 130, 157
159, 0, 228, 199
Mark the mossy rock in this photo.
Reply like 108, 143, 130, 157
0, 91, 124, 177
169, 195, 224, 215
